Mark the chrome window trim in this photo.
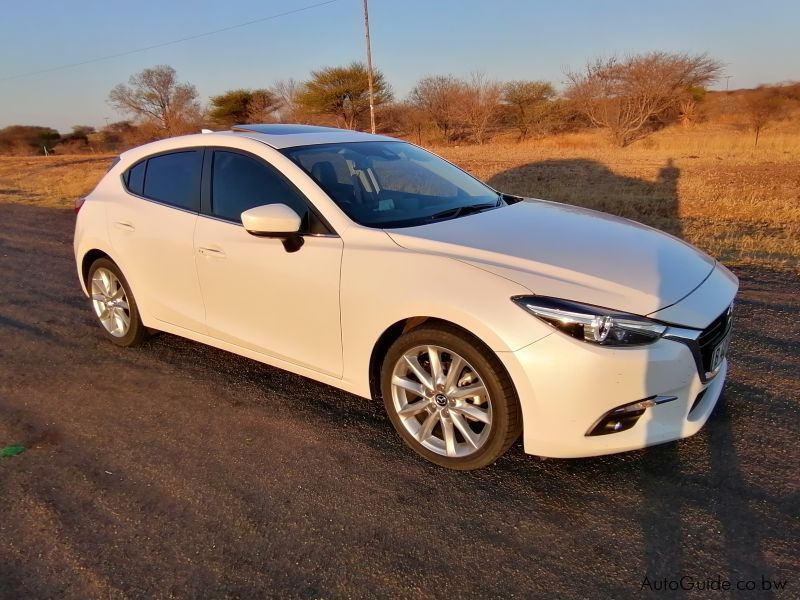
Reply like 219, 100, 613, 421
120, 189, 200, 216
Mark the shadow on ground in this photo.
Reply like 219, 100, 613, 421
0, 202, 797, 598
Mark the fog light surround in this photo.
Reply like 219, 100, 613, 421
586, 395, 677, 436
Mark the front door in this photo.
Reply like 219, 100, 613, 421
194, 149, 343, 377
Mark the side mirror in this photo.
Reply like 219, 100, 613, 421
241, 204, 304, 252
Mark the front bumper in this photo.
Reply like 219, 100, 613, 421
498, 331, 728, 458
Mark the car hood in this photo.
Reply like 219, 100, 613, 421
385, 200, 715, 316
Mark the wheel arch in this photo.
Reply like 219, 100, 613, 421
81, 248, 113, 288
367, 316, 519, 404
79, 248, 146, 323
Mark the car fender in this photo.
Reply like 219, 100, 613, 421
339, 240, 554, 397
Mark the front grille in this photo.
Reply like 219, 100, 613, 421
697, 305, 733, 373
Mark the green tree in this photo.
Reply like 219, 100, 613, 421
297, 62, 392, 129
209, 89, 280, 128
502, 80, 556, 140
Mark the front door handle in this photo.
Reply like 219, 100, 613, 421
198, 247, 226, 258
114, 221, 135, 232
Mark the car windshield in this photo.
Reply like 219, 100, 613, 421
282, 141, 503, 228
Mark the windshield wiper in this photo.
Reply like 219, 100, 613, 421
429, 198, 501, 222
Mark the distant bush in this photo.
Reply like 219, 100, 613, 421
0, 125, 60, 156
565, 52, 723, 146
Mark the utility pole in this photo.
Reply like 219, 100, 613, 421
724, 75, 732, 91
363, 0, 376, 134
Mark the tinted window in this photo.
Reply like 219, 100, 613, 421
283, 141, 500, 228
142, 151, 201, 211
126, 160, 146, 196
211, 151, 309, 225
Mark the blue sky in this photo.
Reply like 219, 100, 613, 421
1, 0, 797, 131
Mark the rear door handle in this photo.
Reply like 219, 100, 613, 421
198, 247, 226, 258
114, 221, 135, 232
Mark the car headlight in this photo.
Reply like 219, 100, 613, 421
511, 296, 667, 346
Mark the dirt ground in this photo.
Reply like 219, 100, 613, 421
0, 202, 798, 598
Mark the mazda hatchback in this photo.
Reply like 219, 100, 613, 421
74, 124, 737, 469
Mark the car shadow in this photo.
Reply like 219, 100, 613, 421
1, 200, 793, 596
489, 157, 682, 236
488, 159, 780, 593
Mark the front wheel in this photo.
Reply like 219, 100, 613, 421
380, 324, 522, 470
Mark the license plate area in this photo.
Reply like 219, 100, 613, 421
709, 331, 732, 373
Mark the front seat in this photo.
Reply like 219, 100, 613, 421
311, 160, 361, 211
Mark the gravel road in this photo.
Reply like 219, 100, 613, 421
0, 202, 797, 598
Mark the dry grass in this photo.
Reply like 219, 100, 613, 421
0, 155, 115, 208
435, 126, 800, 271
0, 124, 797, 271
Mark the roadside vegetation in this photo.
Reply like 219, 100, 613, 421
0, 51, 797, 271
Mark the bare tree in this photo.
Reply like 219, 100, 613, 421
372, 101, 426, 141
272, 78, 303, 122
459, 73, 502, 144
502, 80, 556, 140
566, 52, 722, 146
409, 75, 466, 142
108, 65, 201, 136
742, 86, 788, 146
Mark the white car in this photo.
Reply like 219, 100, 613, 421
74, 124, 737, 470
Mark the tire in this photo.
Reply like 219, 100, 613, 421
87, 258, 148, 347
380, 323, 522, 470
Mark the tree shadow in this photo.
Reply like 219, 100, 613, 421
1, 198, 790, 596
489, 157, 682, 236
489, 160, 777, 594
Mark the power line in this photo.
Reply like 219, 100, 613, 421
0, 0, 340, 83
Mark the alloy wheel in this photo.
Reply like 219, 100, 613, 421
390, 345, 493, 458
90, 267, 131, 337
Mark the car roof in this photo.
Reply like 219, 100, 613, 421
117, 124, 399, 165
220, 123, 396, 149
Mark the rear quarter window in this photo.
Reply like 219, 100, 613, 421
125, 160, 146, 196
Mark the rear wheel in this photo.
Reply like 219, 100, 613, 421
381, 324, 521, 470
87, 258, 147, 347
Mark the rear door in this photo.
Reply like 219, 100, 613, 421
107, 149, 206, 333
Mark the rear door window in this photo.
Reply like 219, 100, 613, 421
141, 150, 202, 212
